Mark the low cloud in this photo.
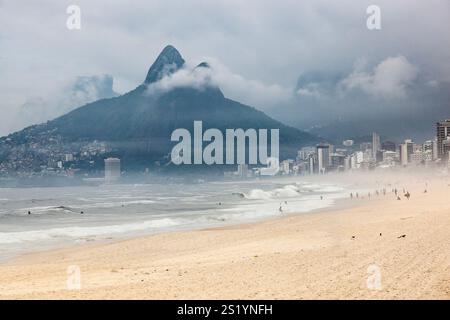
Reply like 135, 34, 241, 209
297, 83, 324, 99
14, 75, 117, 131
146, 58, 293, 107
146, 64, 215, 94
339, 56, 419, 99
277, 55, 450, 141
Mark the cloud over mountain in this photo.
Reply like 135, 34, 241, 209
146, 57, 292, 107
339, 56, 419, 99
14, 75, 117, 132
276, 55, 450, 141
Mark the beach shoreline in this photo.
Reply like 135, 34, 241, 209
0, 177, 365, 267
1, 173, 449, 299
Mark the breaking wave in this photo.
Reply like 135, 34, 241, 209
0, 218, 178, 244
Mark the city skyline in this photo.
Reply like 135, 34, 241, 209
2, 116, 449, 183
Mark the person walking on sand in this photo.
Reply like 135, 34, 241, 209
405, 191, 410, 200
350, 192, 353, 199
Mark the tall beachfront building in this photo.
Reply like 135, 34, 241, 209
104, 157, 121, 183
399, 139, 414, 166
316, 144, 330, 174
437, 120, 450, 160
372, 132, 380, 160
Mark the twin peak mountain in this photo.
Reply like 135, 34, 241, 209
7, 45, 319, 169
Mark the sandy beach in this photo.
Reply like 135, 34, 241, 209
1, 173, 450, 299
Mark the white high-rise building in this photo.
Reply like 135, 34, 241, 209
382, 151, 398, 166
399, 139, 414, 166
104, 158, 121, 183
350, 151, 364, 169
297, 146, 315, 161
372, 132, 380, 160
344, 156, 351, 171
316, 144, 330, 174
280, 159, 294, 175
237, 164, 249, 178
433, 138, 439, 161
400, 144, 408, 166
448, 151, 450, 168
437, 120, 450, 160
309, 155, 315, 175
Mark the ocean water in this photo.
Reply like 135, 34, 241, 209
0, 178, 351, 261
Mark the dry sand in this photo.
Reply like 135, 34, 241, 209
1, 173, 450, 299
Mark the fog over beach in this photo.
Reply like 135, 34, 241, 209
0, 175, 358, 261
0, 170, 449, 299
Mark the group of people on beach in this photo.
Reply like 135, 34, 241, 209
349, 185, 419, 201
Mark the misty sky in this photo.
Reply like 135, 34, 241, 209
0, 0, 449, 138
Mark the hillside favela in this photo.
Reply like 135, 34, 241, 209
1, 0, 450, 306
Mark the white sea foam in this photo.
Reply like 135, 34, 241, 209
74, 199, 156, 209
300, 183, 345, 193
272, 185, 301, 197
16, 199, 156, 215
0, 218, 178, 244
243, 189, 272, 200
242, 184, 302, 200
17, 205, 75, 215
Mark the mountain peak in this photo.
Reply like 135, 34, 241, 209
144, 45, 185, 84
196, 62, 210, 69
